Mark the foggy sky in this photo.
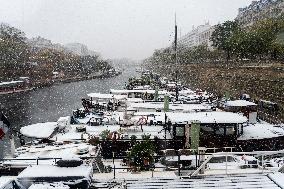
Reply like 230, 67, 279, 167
0, 0, 252, 60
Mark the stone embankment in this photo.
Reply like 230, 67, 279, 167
152, 61, 284, 122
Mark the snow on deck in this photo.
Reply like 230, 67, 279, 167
0, 80, 23, 86
95, 171, 279, 189
20, 122, 58, 138
14, 143, 95, 159
166, 112, 248, 124
268, 172, 284, 188
75, 112, 122, 124
17, 165, 92, 178
53, 124, 172, 141
129, 102, 211, 112
29, 183, 70, 189
238, 123, 284, 140
87, 93, 127, 100
110, 89, 167, 95
225, 100, 257, 107
0, 176, 15, 188
126, 98, 144, 103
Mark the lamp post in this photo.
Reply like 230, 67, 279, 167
174, 14, 179, 102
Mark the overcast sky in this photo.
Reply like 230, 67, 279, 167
0, 0, 252, 60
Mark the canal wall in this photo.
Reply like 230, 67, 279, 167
150, 62, 284, 122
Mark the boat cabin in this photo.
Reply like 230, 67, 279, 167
223, 100, 257, 123
165, 112, 248, 144
128, 102, 212, 113
110, 89, 167, 100
17, 165, 92, 189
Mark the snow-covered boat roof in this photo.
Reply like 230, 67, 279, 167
0, 177, 15, 188
87, 93, 127, 100
126, 98, 144, 103
166, 83, 176, 87
87, 92, 110, 99
0, 80, 23, 86
268, 172, 284, 188
114, 95, 129, 100
129, 102, 211, 112
238, 123, 284, 140
29, 183, 70, 189
110, 89, 168, 95
133, 112, 165, 117
90, 93, 109, 99
225, 100, 257, 107
166, 112, 248, 124
17, 165, 92, 178
20, 122, 58, 138
131, 112, 247, 124
179, 89, 195, 95
14, 143, 94, 160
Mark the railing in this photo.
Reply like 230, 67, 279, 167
0, 156, 97, 167
258, 111, 284, 124
190, 150, 284, 177
0, 157, 62, 166
110, 166, 168, 179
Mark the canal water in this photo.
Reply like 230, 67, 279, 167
0, 61, 140, 157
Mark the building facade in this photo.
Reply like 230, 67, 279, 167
236, 0, 284, 27
177, 22, 214, 50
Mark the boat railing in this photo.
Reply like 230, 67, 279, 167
190, 150, 284, 177
0, 156, 98, 167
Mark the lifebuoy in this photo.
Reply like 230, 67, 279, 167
110, 132, 120, 140
137, 117, 147, 125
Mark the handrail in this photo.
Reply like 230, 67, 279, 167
190, 154, 213, 177
190, 150, 284, 177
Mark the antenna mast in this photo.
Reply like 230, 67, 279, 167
174, 13, 179, 101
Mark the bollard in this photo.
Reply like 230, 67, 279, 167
113, 165, 116, 179
225, 153, 228, 175
113, 152, 115, 164
178, 153, 181, 177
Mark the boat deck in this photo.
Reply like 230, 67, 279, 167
93, 173, 281, 189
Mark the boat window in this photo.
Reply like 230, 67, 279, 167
209, 156, 236, 163
176, 126, 185, 137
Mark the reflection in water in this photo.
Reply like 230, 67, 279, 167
0, 63, 140, 157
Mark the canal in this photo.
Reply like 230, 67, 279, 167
0, 61, 140, 157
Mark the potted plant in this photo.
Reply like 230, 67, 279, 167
128, 134, 155, 171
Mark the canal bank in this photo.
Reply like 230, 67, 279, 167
148, 61, 284, 123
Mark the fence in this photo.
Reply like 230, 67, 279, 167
258, 111, 284, 124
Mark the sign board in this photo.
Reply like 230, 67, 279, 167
191, 121, 201, 150
164, 95, 169, 112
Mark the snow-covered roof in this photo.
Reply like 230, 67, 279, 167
268, 172, 284, 189
110, 89, 167, 95
129, 102, 211, 112
238, 123, 284, 140
18, 165, 92, 178
20, 122, 58, 138
225, 100, 257, 107
87, 93, 127, 100
133, 112, 165, 117
57, 116, 70, 123
114, 95, 128, 100
0, 80, 23, 86
166, 83, 176, 87
29, 183, 70, 189
179, 89, 195, 95
166, 112, 248, 124
0, 177, 14, 188
87, 93, 113, 99
126, 98, 144, 103
14, 143, 93, 160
